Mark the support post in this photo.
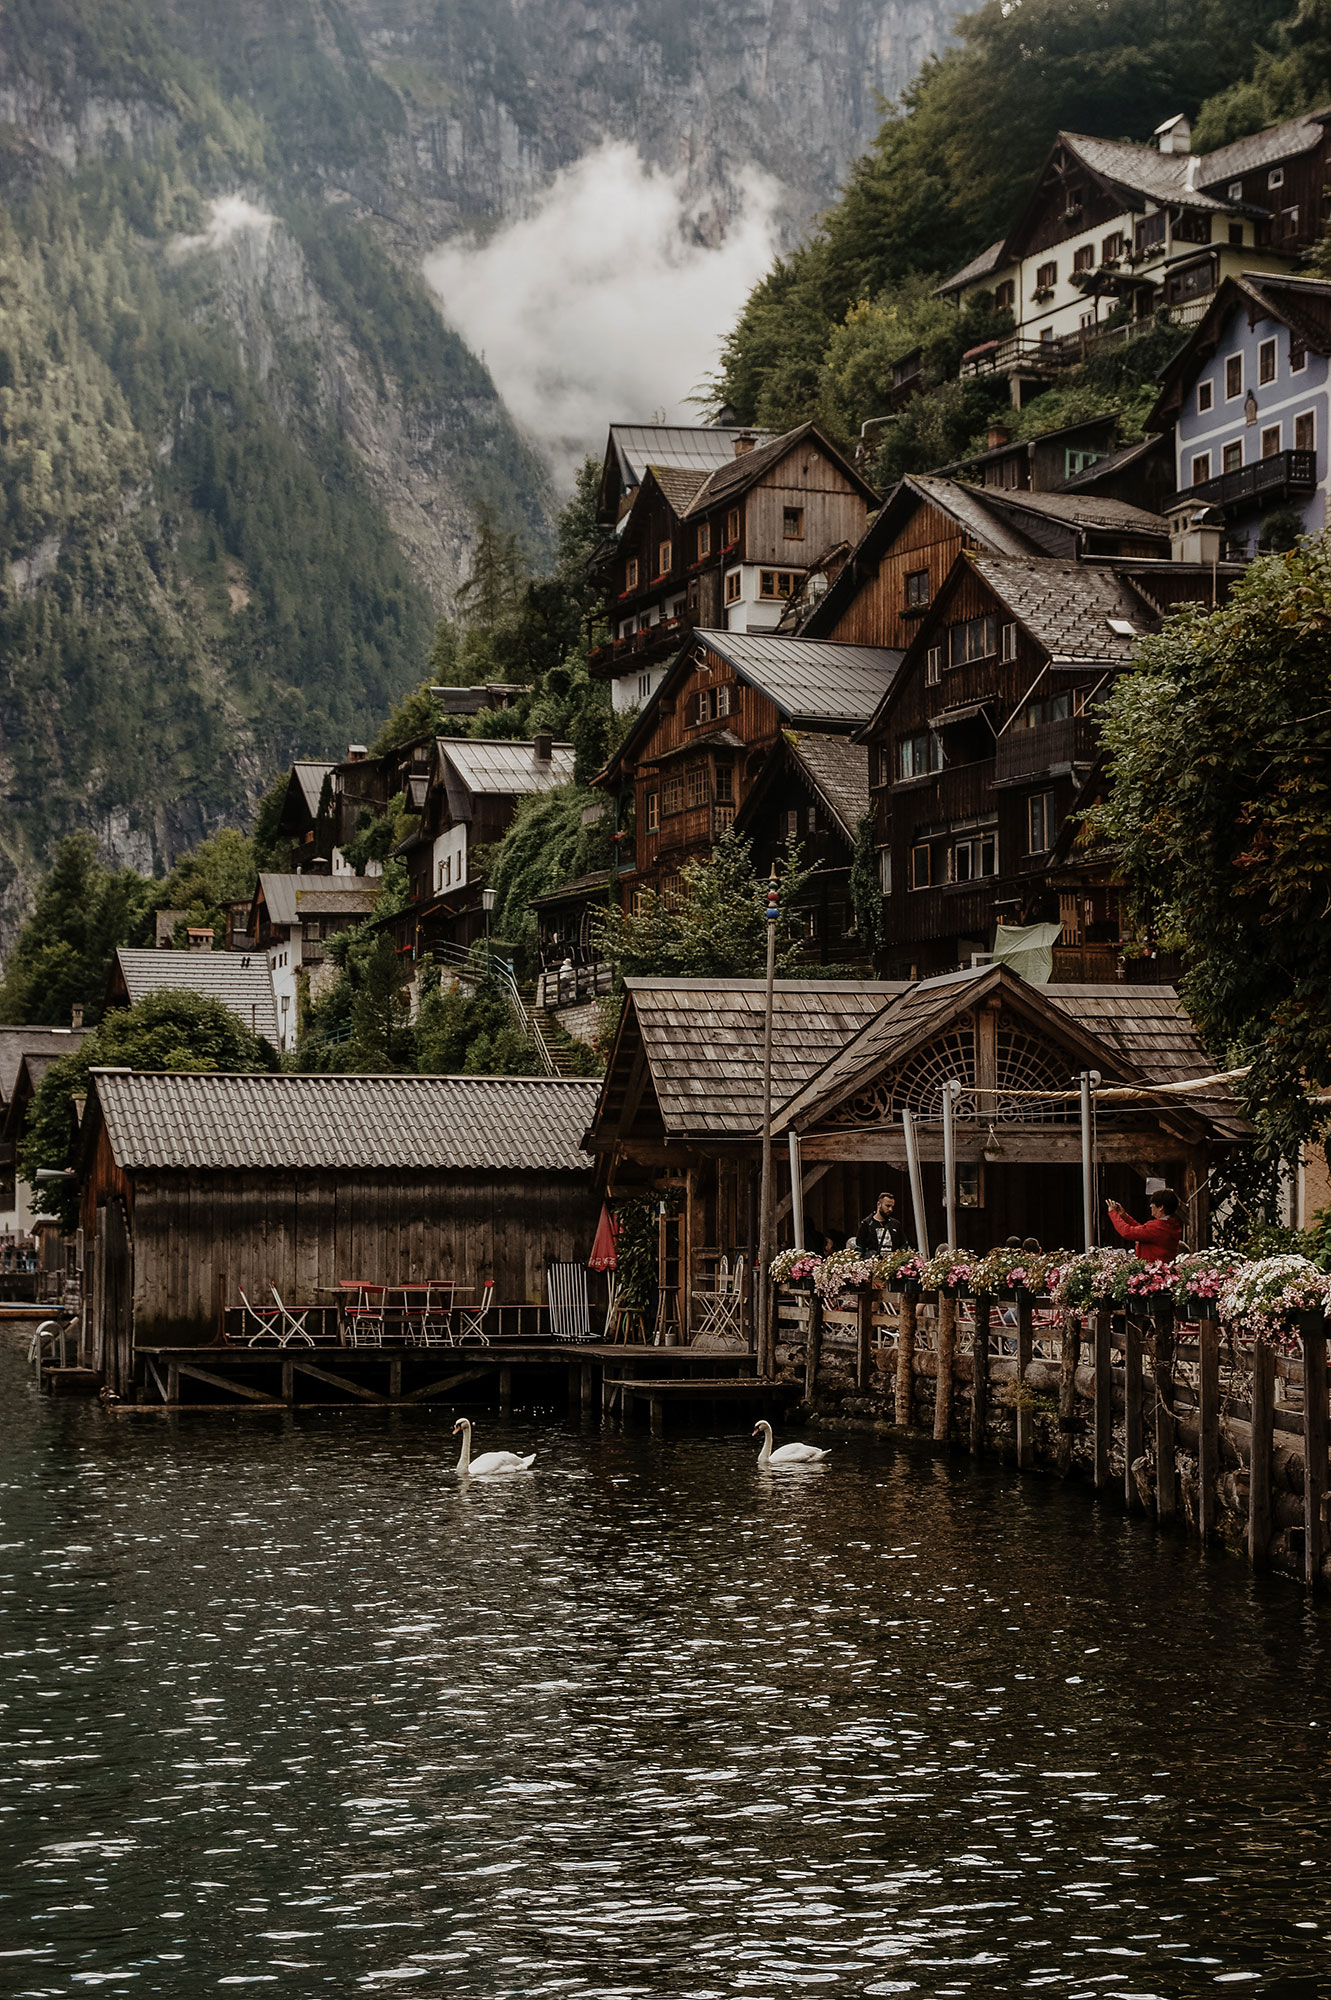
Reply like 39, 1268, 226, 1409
167, 1360, 180, 1406
1093, 1308, 1112, 1491
1124, 1318, 1144, 1510
803, 1294, 823, 1404
1154, 1320, 1177, 1524
1015, 1291, 1033, 1471
1079, 1069, 1100, 1251
787, 1130, 805, 1251
902, 1109, 928, 1254
1197, 1318, 1219, 1544
389, 1356, 402, 1400
856, 1291, 872, 1392
755, 868, 779, 1377
500, 1362, 513, 1414
895, 1294, 916, 1429
933, 1293, 955, 1443
940, 1083, 960, 1250
1303, 1326, 1327, 1589
970, 1295, 990, 1456
1056, 1313, 1081, 1475
649, 1392, 664, 1438
1248, 1340, 1274, 1571
282, 1359, 294, 1406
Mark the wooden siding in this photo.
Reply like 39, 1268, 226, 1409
631, 649, 783, 890
822, 497, 970, 649
120, 1169, 598, 1346
745, 449, 866, 565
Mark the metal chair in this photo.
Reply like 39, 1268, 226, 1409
342, 1280, 386, 1348
456, 1279, 495, 1346
547, 1262, 591, 1343
269, 1286, 315, 1346
239, 1289, 284, 1346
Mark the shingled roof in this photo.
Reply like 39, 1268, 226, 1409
787, 733, 871, 842
112, 949, 282, 1046
648, 465, 712, 516
89, 1071, 601, 1173
256, 875, 378, 928
1200, 107, 1331, 188
975, 487, 1169, 545
966, 555, 1148, 665
0, 1026, 90, 1103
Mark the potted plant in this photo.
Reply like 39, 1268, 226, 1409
1166, 1251, 1234, 1321
919, 1247, 975, 1296
1126, 1261, 1174, 1322
1219, 1256, 1331, 1352
814, 1249, 878, 1305
769, 1248, 823, 1291
878, 1246, 926, 1294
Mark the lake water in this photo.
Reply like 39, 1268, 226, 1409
2, 1334, 1329, 1997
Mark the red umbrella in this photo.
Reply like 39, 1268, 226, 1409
588, 1203, 618, 1271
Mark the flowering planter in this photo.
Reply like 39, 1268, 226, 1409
1186, 1293, 1222, 1318
1125, 1296, 1158, 1319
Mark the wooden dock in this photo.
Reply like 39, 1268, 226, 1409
605, 1375, 799, 1434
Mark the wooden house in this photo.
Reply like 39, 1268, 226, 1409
596, 421, 774, 527
939, 416, 1174, 514
305, 734, 436, 878
247, 875, 379, 1049
79, 1070, 602, 1394
270, 760, 335, 866
732, 732, 872, 967
596, 630, 900, 904
108, 947, 282, 1048
589, 423, 878, 713
0, 1026, 91, 1233
586, 965, 1248, 1319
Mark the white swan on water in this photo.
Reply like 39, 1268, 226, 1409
753, 1419, 829, 1468
452, 1417, 535, 1476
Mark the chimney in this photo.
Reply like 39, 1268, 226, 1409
347, 743, 368, 763
187, 927, 215, 951
732, 432, 757, 457
1154, 112, 1192, 155
533, 733, 553, 766
1166, 498, 1224, 565
71, 1003, 84, 1030
987, 425, 1010, 451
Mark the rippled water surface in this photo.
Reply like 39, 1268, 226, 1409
2, 1337, 1330, 1997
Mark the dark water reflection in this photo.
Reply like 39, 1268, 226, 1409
2, 1339, 1329, 1997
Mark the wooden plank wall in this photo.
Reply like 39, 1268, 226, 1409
127, 1170, 599, 1344
746, 453, 866, 567
823, 502, 968, 649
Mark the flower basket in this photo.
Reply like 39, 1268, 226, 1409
1126, 1295, 1156, 1319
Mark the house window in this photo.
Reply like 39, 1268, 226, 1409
1223, 441, 1243, 473
624, 556, 639, 591
1135, 213, 1166, 253
1197, 380, 1213, 414
724, 568, 742, 604
948, 613, 998, 666
759, 570, 800, 598
1228, 179, 1243, 200
645, 792, 659, 832
899, 731, 943, 780
638, 672, 652, 701
878, 848, 892, 895
1261, 423, 1281, 459
686, 765, 707, 809
1229, 222, 1244, 246
1024, 691, 1071, 727
696, 522, 712, 560
1035, 259, 1057, 290
1224, 353, 1243, 400
1258, 338, 1277, 386
1191, 451, 1212, 486
1065, 447, 1102, 476
1000, 622, 1019, 662
725, 507, 740, 547
1027, 792, 1053, 854
905, 568, 930, 607
978, 831, 997, 877
1291, 337, 1307, 372
657, 539, 672, 576
783, 506, 804, 539
1101, 231, 1125, 262
714, 762, 733, 804
910, 843, 934, 890
876, 745, 892, 787
662, 777, 685, 816
952, 841, 974, 883
785, 809, 799, 841
1175, 211, 1210, 245
994, 278, 1015, 311
1295, 410, 1316, 452
1268, 166, 1284, 189
693, 684, 733, 724
925, 645, 943, 686
1073, 244, 1094, 272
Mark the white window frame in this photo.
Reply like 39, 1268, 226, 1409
1197, 379, 1213, 414
1258, 337, 1277, 387
1227, 179, 1243, 200
1224, 352, 1243, 401
1000, 622, 1018, 662
1027, 792, 1053, 855
925, 645, 942, 687
1191, 451, 1212, 486
1294, 409, 1317, 453
878, 847, 892, 895
1268, 166, 1285, 190
1260, 422, 1281, 459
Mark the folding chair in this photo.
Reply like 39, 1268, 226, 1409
239, 1289, 283, 1346
343, 1281, 386, 1348
547, 1262, 592, 1343
270, 1286, 315, 1346
456, 1279, 494, 1345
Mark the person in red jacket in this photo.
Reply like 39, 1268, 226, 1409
1107, 1189, 1184, 1262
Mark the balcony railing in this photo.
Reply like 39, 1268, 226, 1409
960, 299, 1211, 380
1178, 448, 1316, 514
993, 714, 1098, 787
589, 612, 696, 675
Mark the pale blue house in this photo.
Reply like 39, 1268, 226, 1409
1152, 273, 1331, 554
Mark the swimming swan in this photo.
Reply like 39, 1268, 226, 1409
452, 1417, 535, 1476
753, 1419, 828, 1468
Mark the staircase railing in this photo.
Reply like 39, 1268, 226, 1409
429, 943, 556, 1076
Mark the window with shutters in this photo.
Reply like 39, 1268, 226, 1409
1295, 409, 1316, 451
1258, 338, 1277, 386
994, 279, 1015, 311
1101, 231, 1126, 262
1073, 244, 1094, 272
1035, 260, 1057, 289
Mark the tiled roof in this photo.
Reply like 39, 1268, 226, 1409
528, 869, 613, 911
695, 630, 901, 726
0, 1026, 90, 1103
258, 875, 378, 927
114, 949, 282, 1046
1201, 108, 1331, 188
649, 464, 712, 516
292, 761, 333, 818
790, 733, 871, 842
617, 978, 899, 1136
437, 738, 576, 796
937, 238, 1008, 295
976, 487, 1169, 541
683, 426, 810, 511
1062, 132, 1247, 213
905, 477, 1034, 556
609, 425, 774, 490
91, 1071, 602, 1173
966, 555, 1148, 664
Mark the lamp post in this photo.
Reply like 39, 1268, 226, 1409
1079, 1068, 1101, 1249
481, 886, 497, 974
756, 866, 780, 1376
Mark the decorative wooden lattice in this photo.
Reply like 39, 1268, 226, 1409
828, 1018, 1079, 1126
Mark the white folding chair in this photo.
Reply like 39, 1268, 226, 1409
456, 1279, 495, 1345
269, 1286, 315, 1347
239, 1289, 283, 1346
547, 1262, 591, 1342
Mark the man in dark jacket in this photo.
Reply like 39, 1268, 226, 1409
855, 1190, 906, 1258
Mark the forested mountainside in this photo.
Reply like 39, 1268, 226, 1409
0, 0, 957, 942
714, 0, 1323, 450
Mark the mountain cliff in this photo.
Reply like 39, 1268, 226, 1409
0, 0, 960, 935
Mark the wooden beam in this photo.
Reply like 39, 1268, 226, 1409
177, 1362, 282, 1405
1248, 1342, 1274, 1570
971, 1295, 990, 1456
1057, 1314, 1081, 1475
798, 1130, 1192, 1164
856, 1292, 872, 1393
1197, 1318, 1219, 1544
804, 1295, 823, 1404
895, 1294, 916, 1430
146, 1356, 170, 1406
1015, 1292, 1033, 1470
1124, 1321, 1145, 1511
934, 1295, 955, 1442
403, 1364, 491, 1402
775, 1161, 832, 1225
1155, 1323, 1177, 1523
289, 1358, 389, 1403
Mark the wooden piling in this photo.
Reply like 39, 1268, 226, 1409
581, 1362, 595, 1417
803, 1296, 823, 1404
1197, 1319, 1219, 1544
895, 1294, 915, 1429
970, 1296, 990, 1456
933, 1293, 955, 1443
282, 1359, 294, 1406
1056, 1314, 1081, 1475
1154, 1321, 1177, 1523
500, 1363, 513, 1414
1302, 1327, 1327, 1589
1248, 1341, 1274, 1570
856, 1291, 873, 1392
649, 1392, 664, 1438
1015, 1291, 1033, 1470
1124, 1320, 1144, 1511
1093, 1309, 1112, 1492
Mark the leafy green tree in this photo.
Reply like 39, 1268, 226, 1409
415, 962, 540, 1077
0, 834, 154, 1025
597, 831, 815, 978
21, 987, 277, 1225
150, 828, 258, 945
481, 783, 618, 966
849, 814, 887, 957
253, 771, 299, 873
1090, 539, 1331, 1159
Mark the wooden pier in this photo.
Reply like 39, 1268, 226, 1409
604, 1375, 799, 1435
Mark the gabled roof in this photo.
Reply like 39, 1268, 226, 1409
694, 631, 901, 727
966, 554, 1149, 665
1149, 272, 1331, 426
1200, 107, 1331, 190
937, 238, 1008, 296
1055, 130, 1248, 214
598, 423, 774, 521
292, 761, 334, 818
112, 949, 282, 1046
0, 1026, 91, 1103
648, 465, 713, 516
255, 874, 378, 929
680, 422, 879, 515
89, 1071, 602, 1174
1059, 433, 1169, 493
974, 487, 1169, 547
437, 738, 576, 797
789, 733, 871, 842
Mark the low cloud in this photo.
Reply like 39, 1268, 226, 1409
424, 144, 781, 489
171, 195, 276, 258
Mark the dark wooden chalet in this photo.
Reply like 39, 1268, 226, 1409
732, 732, 872, 967
79, 1070, 602, 1394
596, 630, 899, 903
587, 966, 1248, 1323
305, 735, 436, 877
248, 874, 376, 955
596, 421, 774, 528
271, 759, 335, 865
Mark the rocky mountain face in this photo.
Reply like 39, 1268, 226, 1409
0, 0, 958, 936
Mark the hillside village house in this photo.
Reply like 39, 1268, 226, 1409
108, 947, 282, 1049
247, 874, 379, 1049
0, 1025, 91, 1242
589, 422, 878, 712
597, 630, 899, 905
271, 759, 336, 868
939, 415, 1175, 515
731, 733, 872, 968
940, 110, 1329, 400
1150, 272, 1331, 553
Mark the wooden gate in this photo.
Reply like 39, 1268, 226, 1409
94, 1199, 133, 1398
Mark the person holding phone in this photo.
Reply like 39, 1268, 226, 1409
1106, 1189, 1183, 1262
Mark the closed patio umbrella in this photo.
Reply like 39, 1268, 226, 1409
589, 1203, 618, 1335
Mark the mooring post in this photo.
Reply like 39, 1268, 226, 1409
389, 1356, 402, 1401
167, 1360, 180, 1406
581, 1362, 595, 1418
1093, 1308, 1112, 1492
649, 1392, 664, 1438
500, 1363, 513, 1414
1248, 1341, 1274, 1571
856, 1291, 873, 1393
804, 1295, 823, 1405
970, 1295, 990, 1456
933, 1293, 955, 1443
1197, 1318, 1220, 1544
1015, 1291, 1033, 1470
1123, 1318, 1144, 1511
1154, 1320, 1177, 1524
282, 1359, 294, 1406
895, 1294, 916, 1430
1302, 1327, 1327, 1589
1056, 1313, 1081, 1475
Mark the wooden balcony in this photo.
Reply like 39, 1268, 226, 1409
589, 612, 696, 679
1179, 448, 1316, 515
993, 715, 1098, 788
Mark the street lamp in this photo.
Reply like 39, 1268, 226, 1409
755, 865, 780, 1377
481, 886, 497, 973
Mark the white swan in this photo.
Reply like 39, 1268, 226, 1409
452, 1417, 535, 1476
753, 1419, 829, 1468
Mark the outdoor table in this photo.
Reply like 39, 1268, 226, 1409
333, 1280, 470, 1346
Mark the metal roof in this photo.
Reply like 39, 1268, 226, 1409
91, 1071, 602, 1173
291, 761, 333, 819
257, 875, 378, 928
608, 425, 773, 489
437, 738, 576, 796
694, 631, 901, 726
0, 1026, 91, 1103
114, 949, 282, 1046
